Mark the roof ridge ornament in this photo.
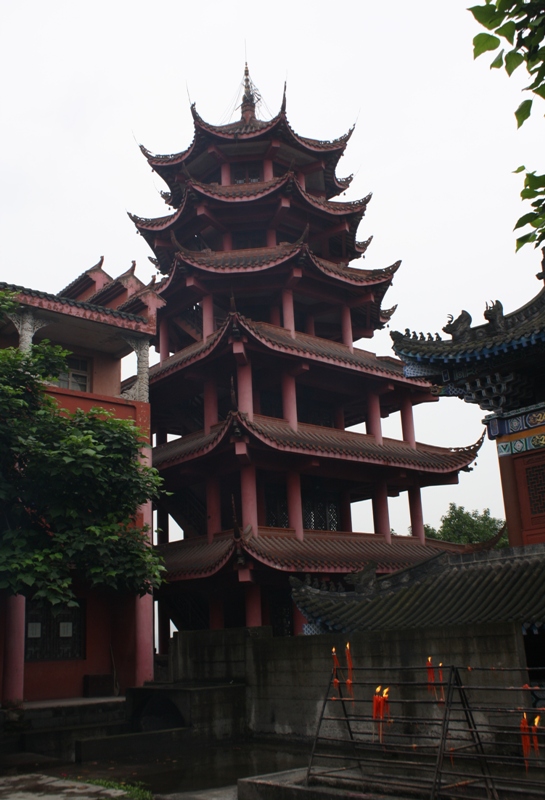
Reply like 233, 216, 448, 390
241, 62, 258, 124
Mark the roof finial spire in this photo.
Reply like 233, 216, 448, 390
241, 62, 256, 124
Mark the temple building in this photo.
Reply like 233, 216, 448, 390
131, 67, 482, 641
0, 261, 164, 704
391, 255, 545, 548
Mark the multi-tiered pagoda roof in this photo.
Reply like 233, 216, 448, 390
134, 67, 481, 637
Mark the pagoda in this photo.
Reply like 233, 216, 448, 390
130, 67, 481, 638
391, 254, 545, 549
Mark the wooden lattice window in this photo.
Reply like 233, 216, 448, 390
302, 484, 340, 531
25, 600, 86, 661
514, 451, 545, 543
527, 462, 545, 516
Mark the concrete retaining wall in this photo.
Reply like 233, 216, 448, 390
169, 623, 527, 739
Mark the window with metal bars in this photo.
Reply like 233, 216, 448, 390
25, 600, 86, 661
231, 162, 262, 184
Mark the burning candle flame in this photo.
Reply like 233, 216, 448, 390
375, 685, 381, 694
383, 687, 389, 699
535, 716, 541, 727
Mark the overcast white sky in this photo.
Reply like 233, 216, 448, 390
1, 0, 543, 534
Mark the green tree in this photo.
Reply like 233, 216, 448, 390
0, 341, 164, 604
424, 502, 507, 546
470, 1, 545, 251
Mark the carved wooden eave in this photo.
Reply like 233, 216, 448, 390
152, 408, 483, 476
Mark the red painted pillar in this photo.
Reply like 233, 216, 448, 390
282, 289, 295, 337
340, 491, 352, 532
334, 405, 345, 430
401, 394, 416, 448
293, 602, 307, 635
296, 171, 306, 190
305, 314, 315, 336
270, 306, 281, 326
267, 229, 276, 247
204, 377, 218, 434
245, 584, 262, 627
209, 596, 225, 630
206, 476, 222, 543
221, 163, 230, 185
366, 391, 383, 445
282, 372, 298, 430
159, 317, 169, 362
372, 481, 391, 542
409, 486, 425, 543
2, 594, 25, 705
287, 471, 304, 540
341, 305, 353, 351
202, 295, 214, 339
241, 464, 258, 535
263, 159, 273, 182
222, 232, 232, 251
237, 362, 253, 420
134, 593, 154, 686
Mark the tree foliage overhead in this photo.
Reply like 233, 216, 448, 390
424, 502, 507, 547
0, 340, 164, 604
470, 1, 545, 251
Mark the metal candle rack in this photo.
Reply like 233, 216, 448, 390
307, 662, 545, 800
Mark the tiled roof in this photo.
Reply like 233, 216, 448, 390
152, 409, 482, 473
0, 282, 147, 324
157, 535, 235, 580
158, 526, 461, 581
148, 312, 430, 385
149, 323, 228, 380
173, 242, 301, 272
167, 241, 398, 289
243, 528, 456, 573
391, 284, 545, 366
291, 544, 545, 632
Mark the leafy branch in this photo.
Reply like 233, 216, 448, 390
470, 1, 545, 249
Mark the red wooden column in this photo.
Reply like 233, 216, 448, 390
282, 372, 298, 430
287, 471, 304, 541
206, 476, 221, 543
202, 295, 214, 339
341, 305, 353, 352
245, 584, 262, 627
372, 481, 391, 542
263, 159, 273, 181
408, 486, 425, 543
204, 377, 218, 433
241, 464, 258, 535
401, 394, 416, 448
221, 162, 230, 185
159, 317, 169, 362
134, 450, 154, 683
134, 593, 154, 685
270, 306, 281, 326
237, 362, 253, 421
305, 314, 315, 336
340, 491, 352, 532
282, 289, 295, 337
2, 594, 25, 705
366, 390, 383, 444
